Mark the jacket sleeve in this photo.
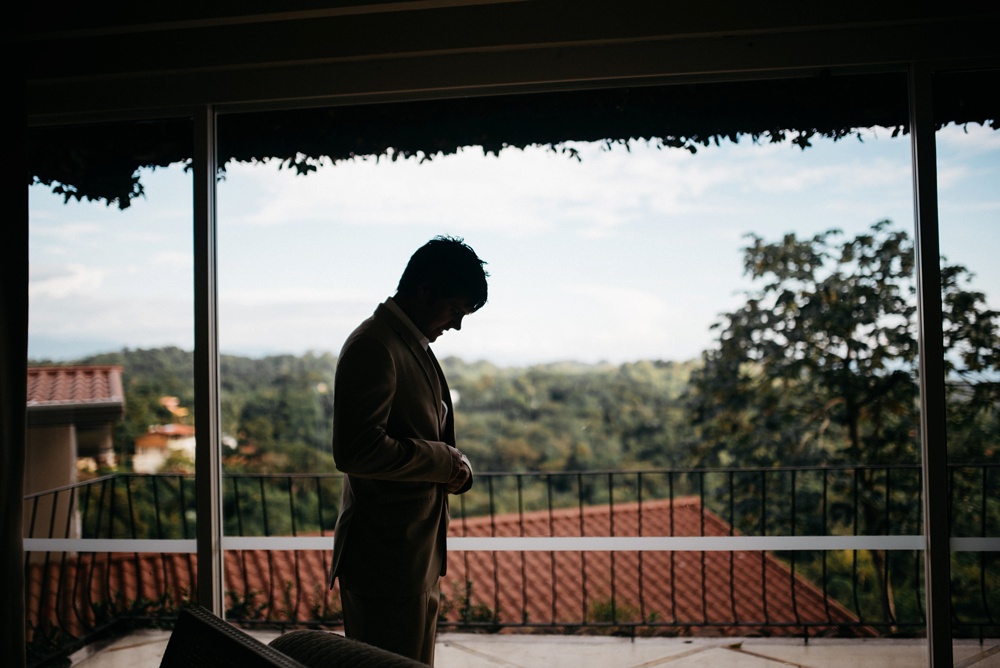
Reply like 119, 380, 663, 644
331, 334, 459, 483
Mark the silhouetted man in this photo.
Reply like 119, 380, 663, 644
329, 236, 487, 665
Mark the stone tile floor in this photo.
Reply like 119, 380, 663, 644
70, 629, 1000, 667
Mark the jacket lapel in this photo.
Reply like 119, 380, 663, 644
374, 303, 443, 413
426, 346, 455, 445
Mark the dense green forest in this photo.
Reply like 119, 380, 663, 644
43, 346, 699, 476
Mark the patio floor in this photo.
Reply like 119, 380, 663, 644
67, 629, 1000, 667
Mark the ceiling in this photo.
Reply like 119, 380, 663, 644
11, 1, 1000, 124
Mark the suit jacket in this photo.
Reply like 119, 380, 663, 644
329, 302, 466, 596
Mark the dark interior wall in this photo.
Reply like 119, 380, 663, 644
2, 47, 28, 668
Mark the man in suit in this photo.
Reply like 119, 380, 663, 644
329, 236, 488, 665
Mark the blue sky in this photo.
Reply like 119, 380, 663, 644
28, 123, 1000, 366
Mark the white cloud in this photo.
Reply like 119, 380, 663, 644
219, 138, 913, 249
29, 220, 104, 245
937, 122, 1000, 153
220, 285, 377, 306
221, 144, 751, 240
219, 299, 368, 354
28, 292, 193, 348
150, 251, 194, 270
29, 264, 106, 299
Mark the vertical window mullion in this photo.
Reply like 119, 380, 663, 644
908, 64, 953, 668
193, 104, 225, 616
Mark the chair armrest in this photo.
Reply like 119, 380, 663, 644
160, 605, 307, 668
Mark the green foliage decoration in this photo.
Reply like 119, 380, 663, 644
27, 71, 999, 210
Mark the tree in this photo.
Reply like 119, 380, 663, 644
688, 219, 998, 468
686, 219, 999, 628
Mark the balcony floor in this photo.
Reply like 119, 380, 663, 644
67, 628, 1000, 667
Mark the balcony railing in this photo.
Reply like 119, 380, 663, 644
22, 465, 1000, 667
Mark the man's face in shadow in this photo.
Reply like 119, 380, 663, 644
409, 289, 475, 343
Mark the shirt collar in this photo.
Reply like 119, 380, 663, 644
384, 297, 430, 350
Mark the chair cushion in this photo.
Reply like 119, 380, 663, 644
269, 630, 425, 667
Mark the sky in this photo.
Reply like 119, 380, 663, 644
27, 123, 1000, 367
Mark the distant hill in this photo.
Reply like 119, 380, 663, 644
29, 347, 701, 474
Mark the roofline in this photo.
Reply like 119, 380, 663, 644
26, 401, 126, 427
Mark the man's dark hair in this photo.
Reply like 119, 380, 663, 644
397, 236, 489, 311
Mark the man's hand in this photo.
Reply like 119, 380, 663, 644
446, 450, 473, 494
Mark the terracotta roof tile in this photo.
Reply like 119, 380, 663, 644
443, 498, 865, 635
27, 366, 124, 406
135, 424, 197, 448
26, 497, 869, 641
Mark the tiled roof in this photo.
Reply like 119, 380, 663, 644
157, 423, 196, 436
27, 365, 124, 407
444, 498, 866, 635
26, 498, 870, 641
136, 424, 197, 448
26, 549, 339, 639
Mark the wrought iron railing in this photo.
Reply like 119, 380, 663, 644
22, 465, 1000, 666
